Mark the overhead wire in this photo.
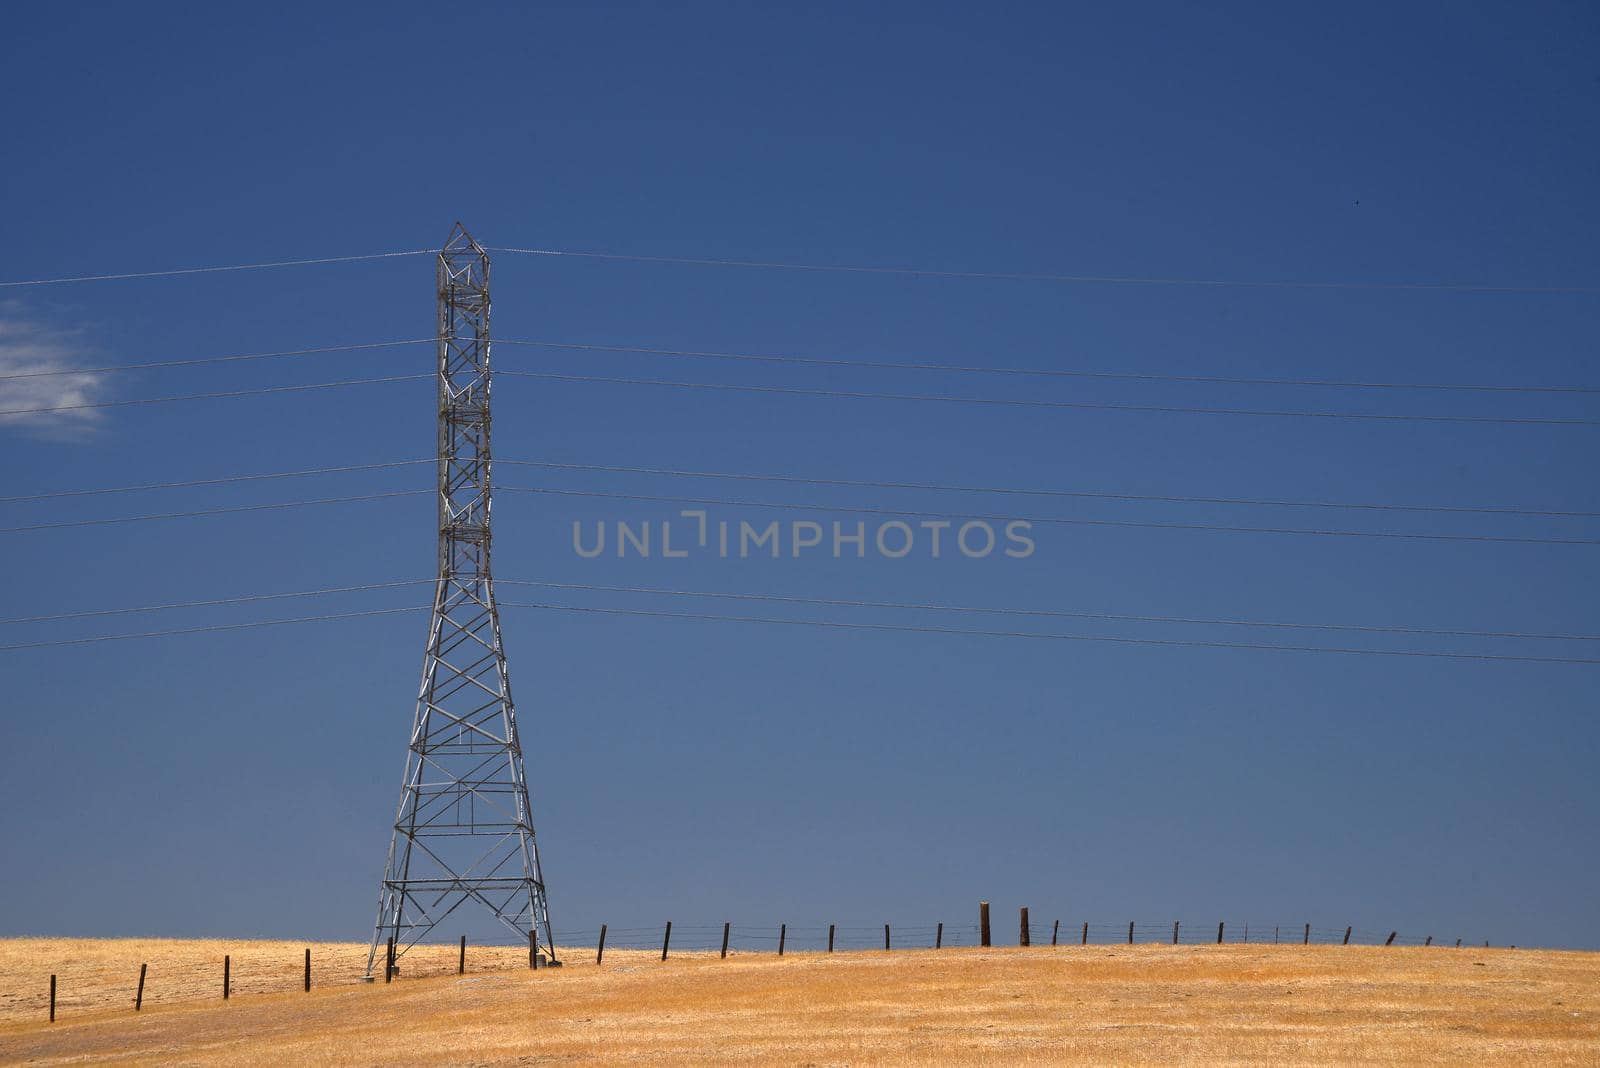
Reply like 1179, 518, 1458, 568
0, 373, 432, 416
498, 459, 1600, 519
5, 590, 1594, 661
0, 339, 432, 381
496, 486, 1600, 545
0, 459, 433, 504
497, 339, 1600, 395
497, 602, 1600, 665
0, 606, 428, 652
489, 246, 1600, 296
6, 576, 1590, 643
4, 457, 1589, 519
0, 249, 433, 288
495, 370, 1600, 426
0, 489, 430, 534
0, 579, 434, 626
493, 579, 1600, 643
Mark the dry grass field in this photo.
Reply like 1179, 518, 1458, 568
0, 938, 1596, 1065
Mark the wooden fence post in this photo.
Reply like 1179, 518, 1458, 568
1343, 926, 1352, 945
530, 931, 538, 969
307, 947, 313, 991
224, 954, 232, 998
936, 922, 943, 949
1274, 926, 1279, 944
779, 924, 786, 956
1303, 923, 1310, 946
597, 924, 607, 965
385, 939, 394, 983
828, 924, 836, 953
1425, 936, 1433, 946
1217, 922, 1224, 944
1244, 924, 1249, 944
1020, 907, 1030, 947
135, 963, 147, 1011
1128, 921, 1135, 944
49, 975, 56, 1023
661, 921, 672, 961
1385, 931, 1397, 946
1081, 921, 1088, 946
721, 922, 730, 959
980, 901, 991, 947
1173, 921, 1180, 945
885, 924, 891, 951
1455, 938, 1461, 948
458, 937, 465, 976
1052, 920, 1060, 947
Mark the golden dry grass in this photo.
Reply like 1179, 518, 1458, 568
0, 938, 1596, 1065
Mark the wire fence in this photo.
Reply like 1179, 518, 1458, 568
10, 916, 1506, 1025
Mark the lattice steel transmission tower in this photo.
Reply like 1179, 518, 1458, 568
365, 224, 554, 978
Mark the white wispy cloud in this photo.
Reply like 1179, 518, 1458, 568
0, 302, 107, 438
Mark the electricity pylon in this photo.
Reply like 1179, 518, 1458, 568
366, 224, 553, 977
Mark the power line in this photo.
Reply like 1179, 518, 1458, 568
498, 487, 1600, 546
499, 339, 1600, 396
0, 606, 428, 652
0, 250, 433, 288
0, 489, 429, 534
6, 588, 1591, 662
489, 246, 1600, 296
500, 460, 1600, 519
0, 373, 431, 416
8, 573, 1587, 642
0, 579, 433, 626
495, 579, 1600, 642
0, 340, 432, 381
0, 460, 432, 504
495, 371, 1600, 426
9, 455, 1587, 518
497, 602, 1600, 665
11, 476, 1590, 542
8, 457, 1586, 518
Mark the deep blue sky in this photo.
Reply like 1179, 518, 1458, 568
2, 2, 1597, 952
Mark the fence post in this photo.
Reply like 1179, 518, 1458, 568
597, 924, 607, 965
885, 923, 891, 951
1304, 923, 1310, 946
224, 954, 232, 998
458, 937, 465, 976
1385, 931, 1397, 946
828, 924, 835, 953
721, 922, 730, 959
1244, 924, 1249, 944
530, 931, 538, 970
1020, 907, 1030, 947
779, 924, 786, 956
1128, 921, 1134, 945
979, 901, 991, 947
135, 963, 147, 1011
1052, 920, 1060, 947
1216, 922, 1223, 944
1274, 926, 1279, 944
662, 921, 672, 961
307, 947, 313, 991
1455, 938, 1461, 948
1425, 936, 1433, 946
1081, 922, 1088, 946
49, 974, 56, 1023
1173, 921, 1180, 945
1344, 926, 1352, 945
936, 922, 943, 949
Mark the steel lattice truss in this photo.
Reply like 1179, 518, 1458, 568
366, 225, 553, 977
